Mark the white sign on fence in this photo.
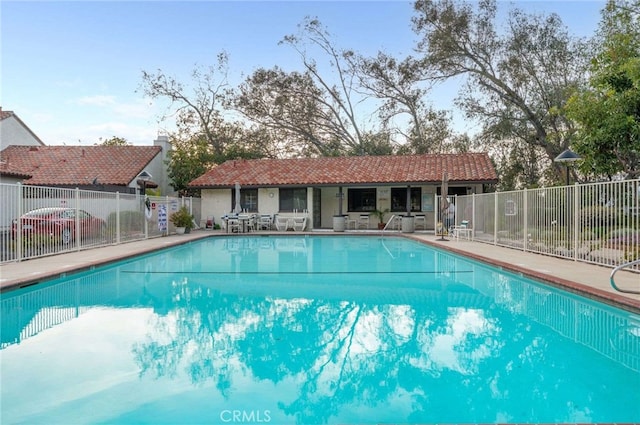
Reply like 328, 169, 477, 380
158, 204, 167, 232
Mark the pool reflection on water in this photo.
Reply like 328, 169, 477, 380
1, 236, 639, 424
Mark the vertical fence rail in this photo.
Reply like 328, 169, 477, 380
438, 179, 640, 271
0, 183, 197, 264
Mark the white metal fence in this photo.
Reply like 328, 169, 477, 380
436, 179, 640, 271
0, 183, 201, 264
3, 180, 639, 271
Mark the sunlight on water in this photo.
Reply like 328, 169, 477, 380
1, 236, 639, 424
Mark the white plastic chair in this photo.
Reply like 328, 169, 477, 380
345, 215, 356, 230
226, 217, 241, 233
258, 214, 272, 230
452, 220, 473, 240
292, 217, 307, 231
357, 214, 370, 229
414, 214, 426, 230
275, 215, 290, 231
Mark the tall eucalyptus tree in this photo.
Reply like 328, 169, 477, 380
412, 0, 590, 187
353, 52, 459, 154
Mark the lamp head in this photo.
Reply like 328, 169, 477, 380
554, 149, 581, 163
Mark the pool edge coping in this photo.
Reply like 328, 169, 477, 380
407, 234, 640, 314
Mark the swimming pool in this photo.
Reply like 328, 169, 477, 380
1, 235, 639, 424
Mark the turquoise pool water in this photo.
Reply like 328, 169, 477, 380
1, 235, 639, 424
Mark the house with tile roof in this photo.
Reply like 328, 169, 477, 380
0, 136, 175, 195
189, 153, 498, 230
0, 144, 165, 193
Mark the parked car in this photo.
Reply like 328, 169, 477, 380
11, 207, 106, 245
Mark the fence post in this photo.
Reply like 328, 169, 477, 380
16, 183, 23, 262
523, 188, 528, 252
166, 196, 170, 236
75, 188, 81, 251
144, 195, 148, 239
573, 183, 580, 261
433, 194, 438, 233
116, 192, 121, 244
472, 193, 475, 241
494, 193, 498, 245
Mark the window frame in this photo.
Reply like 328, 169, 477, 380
231, 188, 259, 213
278, 187, 308, 212
390, 187, 422, 213
347, 188, 377, 212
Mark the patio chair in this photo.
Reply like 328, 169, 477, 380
357, 214, 370, 230
414, 214, 426, 230
292, 216, 307, 231
226, 216, 241, 233
239, 214, 255, 232
451, 220, 473, 240
258, 214, 272, 230
275, 215, 290, 231
345, 215, 356, 230
204, 216, 215, 229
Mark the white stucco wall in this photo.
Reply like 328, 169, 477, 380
0, 115, 43, 151
199, 183, 485, 230
152, 136, 175, 196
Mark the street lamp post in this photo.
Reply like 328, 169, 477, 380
553, 149, 581, 186
553, 149, 581, 254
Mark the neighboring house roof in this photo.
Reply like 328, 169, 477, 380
0, 109, 45, 146
0, 145, 161, 186
0, 161, 32, 179
190, 153, 498, 188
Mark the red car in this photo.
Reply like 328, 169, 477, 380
12, 207, 106, 245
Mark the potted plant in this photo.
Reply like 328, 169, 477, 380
169, 206, 194, 234
372, 208, 390, 230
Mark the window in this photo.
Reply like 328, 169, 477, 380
231, 188, 258, 212
279, 188, 307, 211
348, 188, 377, 212
391, 187, 422, 212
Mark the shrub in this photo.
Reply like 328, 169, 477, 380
169, 206, 194, 228
106, 210, 145, 231
579, 205, 619, 227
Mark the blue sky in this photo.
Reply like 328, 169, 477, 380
2, 1, 605, 146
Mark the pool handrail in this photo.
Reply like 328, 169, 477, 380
610, 258, 640, 294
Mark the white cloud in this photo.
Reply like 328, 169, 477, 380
74, 95, 117, 107
72, 94, 164, 120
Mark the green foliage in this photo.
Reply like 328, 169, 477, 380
346, 131, 395, 156
107, 210, 144, 230
14, 233, 60, 254
166, 135, 215, 196
169, 206, 194, 228
579, 205, 620, 226
99, 136, 129, 146
412, 0, 588, 187
566, 0, 640, 179
372, 208, 390, 224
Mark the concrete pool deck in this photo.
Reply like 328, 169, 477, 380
1, 230, 638, 312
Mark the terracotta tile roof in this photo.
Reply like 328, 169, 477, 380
190, 153, 498, 188
0, 145, 161, 186
0, 161, 32, 178
0, 109, 13, 120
